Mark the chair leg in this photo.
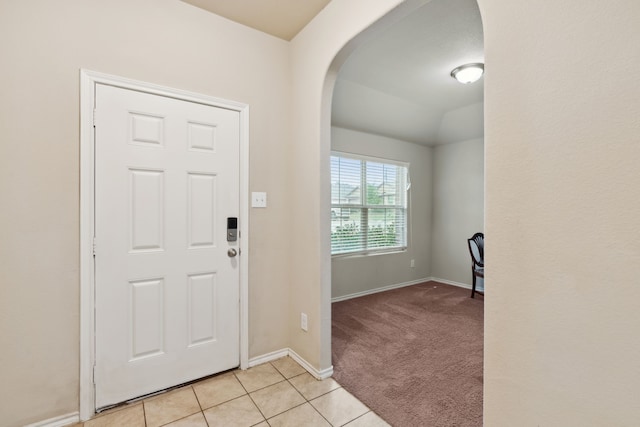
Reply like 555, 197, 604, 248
471, 272, 476, 298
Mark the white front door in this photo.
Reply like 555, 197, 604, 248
94, 83, 240, 408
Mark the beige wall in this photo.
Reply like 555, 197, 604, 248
4, 0, 640, 425
0, 0, 292, 425
288, 0, 412, 371
431, 138, 484, 285
331, 127, 432, 299
481, 0, 640, 425
319, 0, 640, 424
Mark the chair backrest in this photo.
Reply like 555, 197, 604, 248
468, 232, 484, 266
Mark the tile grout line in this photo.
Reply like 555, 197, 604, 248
344, 410, 375, 426
142, 400, 147, 427
283, 372, 343, 427
233, 368, 270, 424
308, 400, 334, 426
209, 359, 306, 423
305, 386, 341, 427
267, 361, 309, 421
243, 361, 312, 423
254, 361, 309, 422
267, 401, 311, 423
194, 372, 249, 412
150, 387, 205, 427
188, 385, 211, 427
94, 360, 371, 427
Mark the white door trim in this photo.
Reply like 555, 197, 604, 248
79, 69, 250, 420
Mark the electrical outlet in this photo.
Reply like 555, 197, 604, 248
410, 259, 415, 268
301, 312, 308, 332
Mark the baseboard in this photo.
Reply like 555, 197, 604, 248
248, 348, 333, 380
331, 277, 431, 303
288, 348, 334, 380
34, 349, 330, 427
429, 277, 472, 290
248, 348, 290, 368
25, 412, 80, 427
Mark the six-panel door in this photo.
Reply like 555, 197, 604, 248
94, 84, 240, 408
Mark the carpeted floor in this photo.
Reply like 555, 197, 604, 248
332, 281, 483, 427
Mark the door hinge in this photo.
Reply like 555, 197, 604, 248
92, 237, 96, 256
93, 364, 96, 384
93, 108, 97, 127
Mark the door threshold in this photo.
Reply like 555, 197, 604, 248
96, 365, 240, 413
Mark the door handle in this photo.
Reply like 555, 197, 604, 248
227, 248, 237, 258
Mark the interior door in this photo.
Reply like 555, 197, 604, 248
94, 83, 240, 408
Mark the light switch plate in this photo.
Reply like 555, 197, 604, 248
252, 192, 267, 208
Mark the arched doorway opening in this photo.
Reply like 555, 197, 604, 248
320, 0, 485, 424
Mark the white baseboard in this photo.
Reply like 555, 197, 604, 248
331, 277, 431, 303
248, 348, 333, 380
428, 277, 472, 290
331, 277, 475, 303
247, 348, 290, 368
288, 348, 333, 380
34, 348, 331, 427
25, 412, 80, 427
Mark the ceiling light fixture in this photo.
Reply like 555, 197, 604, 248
450, 63, 484, 84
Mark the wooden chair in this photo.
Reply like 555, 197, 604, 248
467, 232, 484, 298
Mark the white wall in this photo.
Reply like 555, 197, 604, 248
330, 109, 484, 296
331, 127, 432, 299
332, 79, 442, 144
0, 1, 292, 425
431, 138, 484, 285
437, 101, 484, 144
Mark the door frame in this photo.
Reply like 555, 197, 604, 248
79, 69, 250, 420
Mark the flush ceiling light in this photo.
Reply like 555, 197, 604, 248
450, 63, 484, 84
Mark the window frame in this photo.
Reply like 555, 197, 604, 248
330, 151, 410, 257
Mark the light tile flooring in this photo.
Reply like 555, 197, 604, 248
73, 357, 389, 427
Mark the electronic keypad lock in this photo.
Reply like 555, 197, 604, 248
227, 217, 238, 242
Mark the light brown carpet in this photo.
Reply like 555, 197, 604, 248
332, 281, 483, 427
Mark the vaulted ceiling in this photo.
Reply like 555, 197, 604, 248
332, 0, 484, 145
181, 0, 484, 146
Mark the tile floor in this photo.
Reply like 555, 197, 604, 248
72, 357, 389, 427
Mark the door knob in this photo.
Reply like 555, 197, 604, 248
227, 248, 237, 258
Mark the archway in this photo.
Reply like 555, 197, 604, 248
320, 0, 485, 424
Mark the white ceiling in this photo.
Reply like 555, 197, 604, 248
181, 0, 484, 146
332, 0, 484, 145
181, 0, 331, 40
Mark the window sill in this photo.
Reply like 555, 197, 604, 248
332, 247, 407, 260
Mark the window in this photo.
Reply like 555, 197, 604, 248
331, 152, 409, 255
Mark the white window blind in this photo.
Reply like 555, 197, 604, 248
331, 152, 409, 255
